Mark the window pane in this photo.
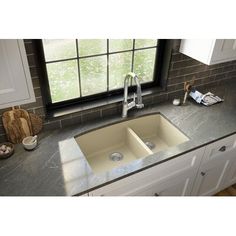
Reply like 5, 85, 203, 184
109, 39, 133, 52
46, 60, 80, 103
80, 56, 107, 96
78, 39, 107, 57
135, 39, 157, 49
109, 52, 132, 90
43, 39, 76, 61
134, 48, 156, 83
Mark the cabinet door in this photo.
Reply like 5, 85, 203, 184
202, 134, 236, 164
192, 134, 236, 196
0, 40, 35, 109
179, 39, 215, 65
191, 158, 230, 196
211, 39, 236, 64
224, 154, 236, 187
128, 170, 196, 196
180, 39, 236, 65
90, 148, 204, 196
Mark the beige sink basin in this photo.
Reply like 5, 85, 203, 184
75, 114, 189, 173
128, 114, 189, 153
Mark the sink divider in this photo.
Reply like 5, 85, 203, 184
126, 127, 153, 157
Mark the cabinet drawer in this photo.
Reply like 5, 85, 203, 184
129, 169, 196, 196
90, 147, 204, 196
202, 134, 236, 163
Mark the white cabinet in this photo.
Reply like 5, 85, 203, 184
87, 134, 236, 197
127, 170, 196, 196
224, 159, 236, 187
223, 139, 236, 187
191, 134, 236, 196
0, 39, 35, 109
179, 39, 236, 65
89, 148, 204, 196
191, 158, 230, 196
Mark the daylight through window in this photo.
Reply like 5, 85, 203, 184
42, 39, 159, 103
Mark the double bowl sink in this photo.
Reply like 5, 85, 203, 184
75, 114, 189, 173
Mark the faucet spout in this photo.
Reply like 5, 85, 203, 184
133, 75, 144, 109
122, 72, 144, 118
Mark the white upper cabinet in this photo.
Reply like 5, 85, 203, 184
0, 40, 35, 109
179, 39, 236, 65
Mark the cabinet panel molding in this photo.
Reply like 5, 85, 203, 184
191, 159, 230, 196
128, 169, 196, 196
0, 39, 35, 109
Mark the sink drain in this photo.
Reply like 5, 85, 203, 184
109, 152, 124, 161
145, 141, 156, 150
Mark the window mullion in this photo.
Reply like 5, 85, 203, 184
107, 39, 109, 92
76, 39, 82, 97
131, 39, 135, 72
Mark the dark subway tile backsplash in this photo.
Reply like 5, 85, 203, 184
24, 40, 34, 53
81, 110, 101, 123
43, 120, 61, 131
101, 105, 122, 118
20, 97, 43, 110
0, 39, 236, 140
152, 93, 168, 104
61, 115, 82, 128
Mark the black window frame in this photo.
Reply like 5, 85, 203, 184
35, 39, 167, 111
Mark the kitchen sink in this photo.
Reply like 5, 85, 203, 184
75, 114, 189, 173
128, 114, 189, 153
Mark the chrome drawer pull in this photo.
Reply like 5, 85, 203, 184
219, 146, 226, 152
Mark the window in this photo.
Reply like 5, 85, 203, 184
37, 39, 166, 110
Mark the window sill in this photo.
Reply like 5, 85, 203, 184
46, 86, 166, 120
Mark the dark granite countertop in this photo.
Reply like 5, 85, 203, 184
0, 81, 236, 196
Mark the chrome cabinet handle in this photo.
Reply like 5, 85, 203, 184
154, 193, 160, 196
219, 146, 226, 152
201, 172, 206, 176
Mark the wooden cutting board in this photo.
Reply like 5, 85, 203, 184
2, 108, 33, 143
29, 113, 43, 135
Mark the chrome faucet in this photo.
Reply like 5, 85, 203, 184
122, 72, 144, 118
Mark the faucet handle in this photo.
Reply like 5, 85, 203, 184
133, 93, 136, 102
133, 93, 144, 108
